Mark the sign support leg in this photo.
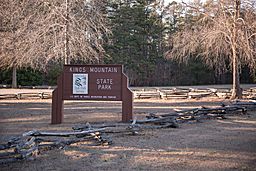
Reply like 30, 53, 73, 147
51, 75, 64, 124
122, 74, 133, 122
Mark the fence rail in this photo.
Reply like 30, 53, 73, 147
0, 92, 52, 100
132, 87, 256, 99
0, 86, 256, 100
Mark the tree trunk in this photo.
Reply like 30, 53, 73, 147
12, 66, 17, 88
230, 0, 242, 99
231, 50, 242, 99
64, 0, 70, 65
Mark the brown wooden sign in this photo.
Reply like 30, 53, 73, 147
51, 64, 133, 124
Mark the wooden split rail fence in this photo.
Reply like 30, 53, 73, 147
0, 92, 52, 100
0, 87, 255, 100
133, 87, 256, 99
0, 128, 111, 164
1, 100, 255, 164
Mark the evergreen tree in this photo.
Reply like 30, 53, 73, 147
105, 0, 165, 86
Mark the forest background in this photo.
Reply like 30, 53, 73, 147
0, 0, 255, 87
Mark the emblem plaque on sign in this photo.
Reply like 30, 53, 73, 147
73, 74, 88, 94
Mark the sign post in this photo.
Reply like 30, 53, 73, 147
51, 65, 133, 124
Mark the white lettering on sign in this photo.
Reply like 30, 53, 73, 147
108, 96, 116, 99
90, 67, 118, 73
91, 96, 103, 98
69, 67, 87, 73
96, 78, 113, 90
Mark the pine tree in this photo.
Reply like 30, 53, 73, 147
105, 0, 165, 85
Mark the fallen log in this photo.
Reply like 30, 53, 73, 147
15, 137, 36, 152
0, 137, 38, 164
199, 106, 242, 115
232, 101, 256, 106
174, 108, 199, 115
134, 117, 179, 128
149, 105, 246, 124
174, 105, 246, 116
72, 122, 130, 131
0, 151, 18, 159
231, 101, 256, 110
18, 145, 38, 159
0, 144, 10, 151
0, 137, 22, 150
23, 128, 105, 137
73, 120, 179, 135
73, 122, 140, 135
38, 138, 96, 150
0, 158, 23, 165
135, 116, 174, 123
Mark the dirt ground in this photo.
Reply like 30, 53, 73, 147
0, 96, 256, 171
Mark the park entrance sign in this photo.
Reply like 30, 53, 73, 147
51, 64, 133, 124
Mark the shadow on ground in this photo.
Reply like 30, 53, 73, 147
0, 99, 256, 171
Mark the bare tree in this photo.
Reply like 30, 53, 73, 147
166, 0, 256, 99
0, 0, 33, 87
0, 0, 110, 87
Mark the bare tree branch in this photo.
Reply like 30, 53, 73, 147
166, 0, 256, 99
0, 0, 110, 70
